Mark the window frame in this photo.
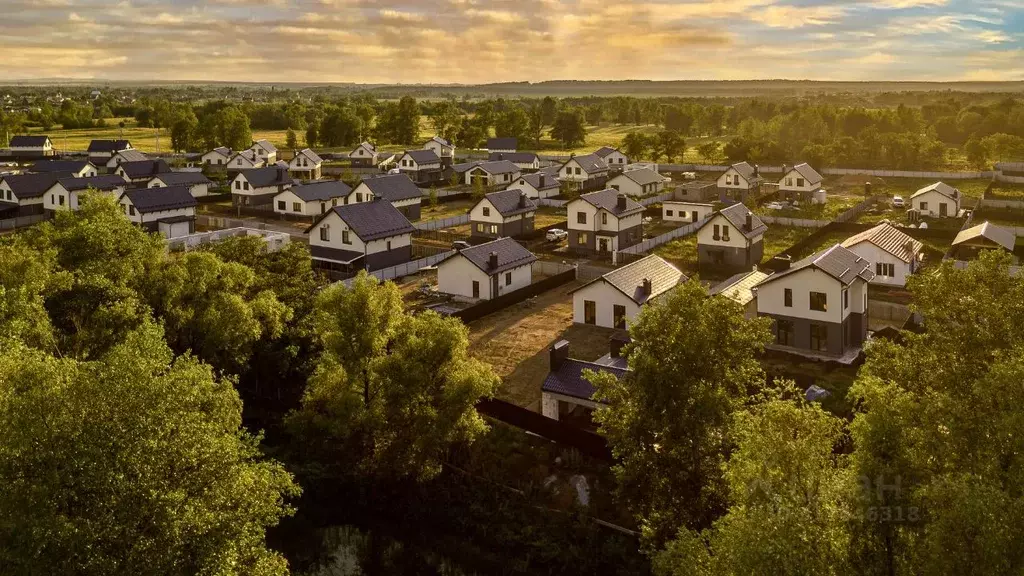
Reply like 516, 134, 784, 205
809, 291, 827, 312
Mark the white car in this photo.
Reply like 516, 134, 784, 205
765, 202, 785, 210
545, 228, 568, 242
892, 196, 905, 208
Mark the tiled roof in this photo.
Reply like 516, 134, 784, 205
567, 153, 608, 174
112, 149, 148, 163
240, 166, 292, 188
911, 181, 959, 202
150, 171, 212, 186
231, 150, 262, 164
208, 146, 231, 157
576, 188, 644, 216
700, 202, 767, 240
481, 188, 537, 217
486, 137, 517, 151
452, 161, 483, 174
593, 146, 620, 159
290, 180, 352, 202
574, 255, 686, 305
469, 160, 520, 175
789, 162, 822, 184
728, 161, 762, 183
710, 270, 769, 306
757, 244, 875, 287
615, 167, 662, 186
118, 159, 170, 179
252, 139, 278, 153
401, 149, 441, 165
57, 174, 127, 192
542, 358, 627, 401
122, 186, 197, 213
953, 221, 1015, 252
10, 135, 50, 147
841, 223, 922, 263
293, 148, 323, 165
487, 152, 538, 165
0, 173, 63, 199
87, 139, 132, 153
324, 199, 415, 241
29, 160, 93, 174
359, 173, 423, 202
450, 237, 537, 275
516, 172, 559, 191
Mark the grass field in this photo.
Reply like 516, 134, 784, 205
755, 195, 861, 221
420, 199, 473, 221
762, 225, 820, 260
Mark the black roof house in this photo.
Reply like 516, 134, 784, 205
118, 159, 171, 180
481, 188, 537, 218
443, 237, 537, 275
291, 180, 353, 203
121, 186, 198, 213
57, 174, 127, 192
576, 188, 644, 216
0, 173, 64, 199
358, 173, 423, 202
10, 135, 51, 147
240, 165, 293, 188
486, 137, 518, 151
150, 172, 213, 187
87, 140, 132, 154
698, 202, 767, 239
29, 160, 94, 174
306, 198, 415, 241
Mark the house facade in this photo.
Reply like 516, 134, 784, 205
228, 150, 265, 171
469, 189, 537, 240
87, 140, 133, 165
840, 222, 923, 287
464, 160, 521, 187
951, 222, 1017, 262
104, 149, 148, 171
778, 163, 823, 203
202, 147, 232, 167
351, 173, 423, 220
566, 189, 644, 254
424, 136, 455, 168
114, 159, 171, 185
29, 160, 97, 178
437, 237, 537, 300
505, 172, 560, 199
231, 166, 293, 207
541, 339, 628, 423
349, 142, 378, 167
249, 140, 278, 164
9, 135, 54, 159
44, 175, 128, 212
288, 148, 324, 180
306, 199, 415, 272
608, 167, 664, 197
0, 173, 63, 216
487, 152, 540, 172
717, 162, 763, 203
911, 182, 961, 218
696, 202, 767, 273
593, 147, 628, 172
559, 153, 609, 193
119, 186, 197, 237
571, 255, 685, 329
147, 172, 213, 197
662, 201, 713, 223
273, 180, 352, 218
395, 149, 444, 185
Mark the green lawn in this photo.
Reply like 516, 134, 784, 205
654, 235, 699, 275
762, 225, 820, 260
755, 196, 862, 221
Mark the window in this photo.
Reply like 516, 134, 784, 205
387, 240, 392, 250
476, 223, 484, 232
784, 288, 792, 307
810, 291, 827, 312
876, 262, 895, 277
50, 194, 55, 204
488, 224, 498, 235
505, 272, 512, 286
319, 226, 329, 242
58, 195, 64, 206
584, 300, 596, 325
810, 323, 828, 352
356, 193, 363, 203
666, 209, 674, 217
292, 202, 301, 212
601, 213, 608, 225
482, 207, 490, 217
797, 178, 805, 187
342, 230, 351, 245
321, 203, 327, 214
721, 225, 730, 241
611, 184, 619, 191
575, 167, 581, 175
277, 200, 286, 210
713, 224, 721, 240
577, 212, 587, 224
235, 181, 241, 190
776, 319, 794, 346
576, 232, 587, 245
919, 201, 927, 211
332, 198, 338, 207
844, 289, 849, 310
786, 178, 793, 186
243, 182, 250, 191
237, 158, 242, 165
472, 281, 480, 298
129, 205, 135, 216
613, 305, 626, 329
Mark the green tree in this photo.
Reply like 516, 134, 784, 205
697, 141, 723, 164
550, 109, 587, 149
657, 131, 685, 163
286, 128, 297, 149
0, 241, 57, 350
287, 272, 498, 480
964, 136, 988, 168
494, 104, 531, 144
429, 185, 439, 207
429, 98, 462, 143
305, 122, 318, 148
170, 108, 199, 153
622, 131, 651, 162
217, 106, 253, 151
0, 323, 299, 575
588, 281, 772, 546
320, 108, 364, 148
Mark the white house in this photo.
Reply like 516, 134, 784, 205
559, 153, 609, 192
541, 338, 629, 422
571, 255, 685, 329
87, 139, 132, 165
910, 182, 961, 218
840, 222, 923, 287
608, 167, 664, 197
249, 139, 278, 164
469, 188, 536, 240
119, 186, 197, 238
44, 175, 128, 211
147, 172, 213, 198
717, 161, 763, 203
464, 160, 521, 187
273, 179, 352, 218
593, 146, 628, 171
202, 147, 232, 167
228, 150, 265, 171
506, 172, 560, 200
752, 245, 874, 357
696, 202, 767, 273
9, 135, 54, 159
288, 148, 324, 180
306, 199, 416, 272
778, 163, 823, 202
351, 173, 423, 220
424, 136, 455, 166
437, 237, 537, 300
104, 149, 148, 171
29, 159, 97, 178
114, 159, 170, 184
231, 165, 293, 207
395, 149, 444, 185
349, 142, 378, 167
0, 172, 63, 215
662, 201, 713, 223
487, 152, 540, 172
566, 189, 645, 254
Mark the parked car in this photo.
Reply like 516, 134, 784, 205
892, 195, 905, 208
452, 240, 471, 251
545, 228, 568, 242
765, 201, 785, 210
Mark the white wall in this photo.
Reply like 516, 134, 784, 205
717, 168, 749, 189
756, 267, 866, 323
470, 198, 503, 224
603, 151, 628, 167
844, 241, 914, 287
202, 151, 229, 165
308, 210, 411, 256
696, 213, 755, 249
779, 168, 820, 192
572, 280, 641, 328
567, 198, 599, 232
273, 189, 319, 216
911, 190, 960, 218
438, 256, 532, 300
663, 202, 713, 223
45, 184, 123, 211
608, 174, 643, 196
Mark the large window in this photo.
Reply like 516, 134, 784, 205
876, 262, 895, 277
776, 319, 794, 346
844, 289, 849, 310
482, 207, 490, 217
601, 213, 608, 225
613, 305, 626, 329
713, 224, 721, 241
810, 323, 828, 352
505, 272, 512, 286
277, 200, 286, 210
292, 202, 301, 213
721, 225, 730, 242
584, 300, 596, 325
577, 232, 587, 245
810, 291, 827, 312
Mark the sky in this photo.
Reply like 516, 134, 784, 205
0, 0, 1021, 83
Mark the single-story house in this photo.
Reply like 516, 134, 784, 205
44, 174, 128, 211
0, 172, 64, 215
571, 254, 686, 328
147, 172, 213, 197
9, 135, 54, 159
273, 179, 352, 218
464, 160, 521, 187
840, 222, 923, 287
349, 142, 378, 167
608, 167, 664, 197
119, 186, 197, 238
675, 181, 717, 203
351, 173, 423, 220
710, 269, 769, 319
696, 202, 767, 273
29, 159, 97, 178
306, 198, 416, 272
231, 165, 294, 207
470, 188, 537, 240
486, 137, 517, 153
593, 146, 629, 172
288, 148, 324, 180
437, 237, 537, 300
505, 172, 560, 199
910, 182, 961, 218
115, 159, 171, 185
951, 221, 1017, 262
662, 201, 713, 223
487, 152, 540, 172
541, 339, 629, 424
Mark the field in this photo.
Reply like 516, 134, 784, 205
420, 199, 473, 221
755, 195, 861, 221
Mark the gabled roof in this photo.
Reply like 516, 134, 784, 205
614, 167, 662, 187
57, 174, 127, 192
149, 171, 212, 186
87, 139, 132, 153
112, 149, 149, 164
574, 188, 644, 216
566, 153, 608, 174
239, 166, 292, 188
841, 222, 923, 263
952, 221, 1015, 252
486, 137, 517, 151
573, 255, 686, 305
710, 270, 770, 307
516, 172, 559, 191
487, 152, 538, 164
289, 179, 352, 202
118, 159, 170, 179
446, 237, 537, 275
911, 181, 959, 202
756, 244, 875, 288
480, 188, 537, 217
230, 150, 262, 164
206, 146, 231, 157
292, 148, 323, 165
468, 159, 520, 175
453, 161, 483, 174
726, 161, 762, 183
9, 135, 50, 147
593, 146, 621, 159
122, 186, 197, 213
400, 149, 441, 165
537, 164, 562, 177
353, 141, 376, 153
29, 160, 94, 174
699, 202, 767, 240
358, 173, 422, 202
428, 135, 453, 147
543, 357, 627, 401
0, 173, 63, 199
251, 139, 278, 153
787, 162, 822, 184
308, 199, 415, 241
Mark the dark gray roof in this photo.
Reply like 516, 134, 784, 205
317, 199, 415, 241
122, 186, 197, 213
359, 173, 422, 202
112, 149, 148, 163
542, 358, 627, 401
252, 139, 278, 153
537, 165, 562, 177
209, 146, 231, 157
576, 188, 644, 216
573, 255, 685, 305
309, 245, 363, 264
453, 161, 483, 174
486, 137, 518, 151
401, 149, 441, 164
87, 140, 132, 153
150, 171, 212, 186
911, 181, 959, 202
451, 237, 537, 275
698, 202, 767, 239
30, 160, 93, 174
290, 180, 352, 202
757, 244, 875, 287
10, 135, 50, 147
615, 167, 662, 186
728, 162, 761, 182
488, 152, 538, 164
516, 172, 559, 191
118, 159, 170, 179
292, 148, 323, 165
0, 173, 63, 199
481, 188, 537, 217
567, 153, 608, 174
57, 175, 127, 192
592, 146, 621, 159
240, 166, 292, 188
469, 160, 520, 176
789, 163, 822, 184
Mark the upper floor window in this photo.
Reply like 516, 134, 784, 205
810, 291, 827, 312
320, 226, 329, 242
577, 212, 587, 224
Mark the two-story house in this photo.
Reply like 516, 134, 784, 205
566, 189, 644, 254
395, 149, 444, 185
910, 181, 961, 218
273, 179, 352, 218
470, 188, 537, 240
424, 136, 455, 168
486, 137, 517, 153
29, 159, 97, 178
350, 173, 424, 220
227, 150, 266, 172
288, 148, 324, 180
349, 142, 378, 167
608, 167, 664, 197
249, 139, 278, 164
202, 146, 232, 167
505, 172, 560, 199
571, 255, 685, 328
86, 139, 133, 166
487, 152, 540, 172
437, 237, 537, 300
717, 161, 763, 203
9, 135, 54, 159
559, 153, 610, 193
115, 159, 171, 185
752, 244, 875, 358
147, 172, 213, 197
840, 222, 923, 287
306, 199, 416, 272
696, 202, 767, 273
118, 186, 197, 238
593, 146, 629, 172
44, 175, 128, 212
464, 160, 521, 187
0, 172, 64, 216
778, 163, 824, 203
231, 165, 293, 207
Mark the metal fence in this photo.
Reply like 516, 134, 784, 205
340, 249, 455, 286
618, 216, 709, 257
414, 213, 470, 230
758, 215, 828, 228
648, 163, 1004, 181
0, 213, 49, 231
537, 198, 568, 207
638, 191, 674, 206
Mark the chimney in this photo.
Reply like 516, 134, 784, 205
753, 164, 760, 177
539, 174, 546, 188
520, 191, 528, 208
641, 278, 652, 296
781, 163, 788, 175
617, 193, 627, 211
769, 254, 792, 271
745, 212, 753, 231
865, 182, 872, 196
488, 251, 498, 270
609, 334, 630, 358
550, 340, 569, 371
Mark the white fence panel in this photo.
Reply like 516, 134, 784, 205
980, 198, 1024, 209
758, 215, 828, 228
342, 250, 456, 286
618, 216, 709, 256
0, 213, 48, 231
537, 198, 567, 207
415, 213, 470, 231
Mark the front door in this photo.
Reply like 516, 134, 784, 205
598, 238, 609, 252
